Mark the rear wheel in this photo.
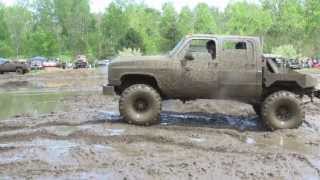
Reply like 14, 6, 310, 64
119, 84, 161, 126
261, 91, 304, 130
16, 68, 23, 74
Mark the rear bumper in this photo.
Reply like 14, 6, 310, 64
102, 84, 115, 95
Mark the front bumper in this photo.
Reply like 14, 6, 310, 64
102, 84, 115, 95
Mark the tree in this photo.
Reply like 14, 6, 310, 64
177, 6, 194, 38
194, 3, 217, 34
0, 4, 12, 57
101, 2, 129, 57
225, 1, 272, 36
26, 27, 59, 57
272, 45, 298, 58
304, 0, 320, 56
54, 0, 91, 55
159, 2, 178, 52
4, 5, 32, 57
261, 0, 305, 52
119, 28, 144, 51
126, 4, 161, 54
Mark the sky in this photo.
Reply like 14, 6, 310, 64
0, 0, 238, 12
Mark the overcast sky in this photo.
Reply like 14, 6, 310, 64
1, 0, 257, 12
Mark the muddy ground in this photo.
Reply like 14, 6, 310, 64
0, 69, 319, 179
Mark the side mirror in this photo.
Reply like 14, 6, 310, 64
184, 52, 194, 61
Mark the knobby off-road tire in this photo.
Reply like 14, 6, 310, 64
262, 91, 305, 130
16, 68, 24, 74
119, 84, 161, 126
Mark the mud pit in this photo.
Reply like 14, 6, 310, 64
0, 69, 320, 179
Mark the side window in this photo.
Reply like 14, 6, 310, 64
223, 41, 247, 50
181, 39, 216, 61
222, 40, 254, 68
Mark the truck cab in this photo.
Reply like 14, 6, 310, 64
168, 35, 263, 101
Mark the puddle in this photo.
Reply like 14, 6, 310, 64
0, 138, 113, 166
45, 126, 80, 136
0, 92, 71, 119
242, 135, 316, 155
38, 171, 113, 180
77, 124, 125, 136
0, 91, 97, 120
98, 111, 261, 131
189, 137, 206, 143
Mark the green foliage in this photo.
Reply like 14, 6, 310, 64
159, 3, 179, 52
0, 0, 319, 59
225, 1, 272, 36
118, 48, 142, 57
101, 2, 129, 57
119, 28, 144, 51
26, 27, 59, 57
194, 3, 217, 34
272, 45, 298, 58
177, 6, 194, 38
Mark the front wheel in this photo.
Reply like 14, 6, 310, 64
261, 91, 305, 130
119, 84, 161, 126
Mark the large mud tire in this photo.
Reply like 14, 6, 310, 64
119, 84, 161, 126
262, 91, 304, 130
16, 68, 24, 74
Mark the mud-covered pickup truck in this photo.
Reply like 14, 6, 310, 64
0, 58, 30, 74
105, 34, 320, 130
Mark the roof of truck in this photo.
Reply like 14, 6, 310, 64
186, 34, 260, 40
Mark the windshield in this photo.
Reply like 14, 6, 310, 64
169, 38, 186, 57
0, 59, 7, 65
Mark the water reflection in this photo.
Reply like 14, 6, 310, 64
0, 92, 71, 119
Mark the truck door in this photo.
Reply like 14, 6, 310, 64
2, 61, 13, 72
179, 38, 219, 98
219, 38, 259, 98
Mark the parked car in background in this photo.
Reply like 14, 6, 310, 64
287, 59, 302, 69
28, 56, 47, 70
42, 59, 59, 68
74, 55, 89, 69
0, 58, 30, 74
314, 63, 320, 69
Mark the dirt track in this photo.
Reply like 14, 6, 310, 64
0, 69, 320, 179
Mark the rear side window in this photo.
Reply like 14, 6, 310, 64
222, 40, 254, 68
223, 41, 247, 50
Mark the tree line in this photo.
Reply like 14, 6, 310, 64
0, 0, 319, 61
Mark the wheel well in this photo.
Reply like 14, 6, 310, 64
263, 81, 303, 98
115, 74, 161, 95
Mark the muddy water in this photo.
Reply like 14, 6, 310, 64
0, 91, 97, 119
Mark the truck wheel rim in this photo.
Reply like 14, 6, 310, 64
133, 98, 149, 112
276, 105, 292, 121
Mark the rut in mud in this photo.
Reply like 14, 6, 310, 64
0, 69, 320, 179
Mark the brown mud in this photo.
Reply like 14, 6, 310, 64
0, 69, 319, 179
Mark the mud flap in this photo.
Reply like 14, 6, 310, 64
102, 84, 115, 95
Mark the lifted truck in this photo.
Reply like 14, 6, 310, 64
105, 34, 320, 130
